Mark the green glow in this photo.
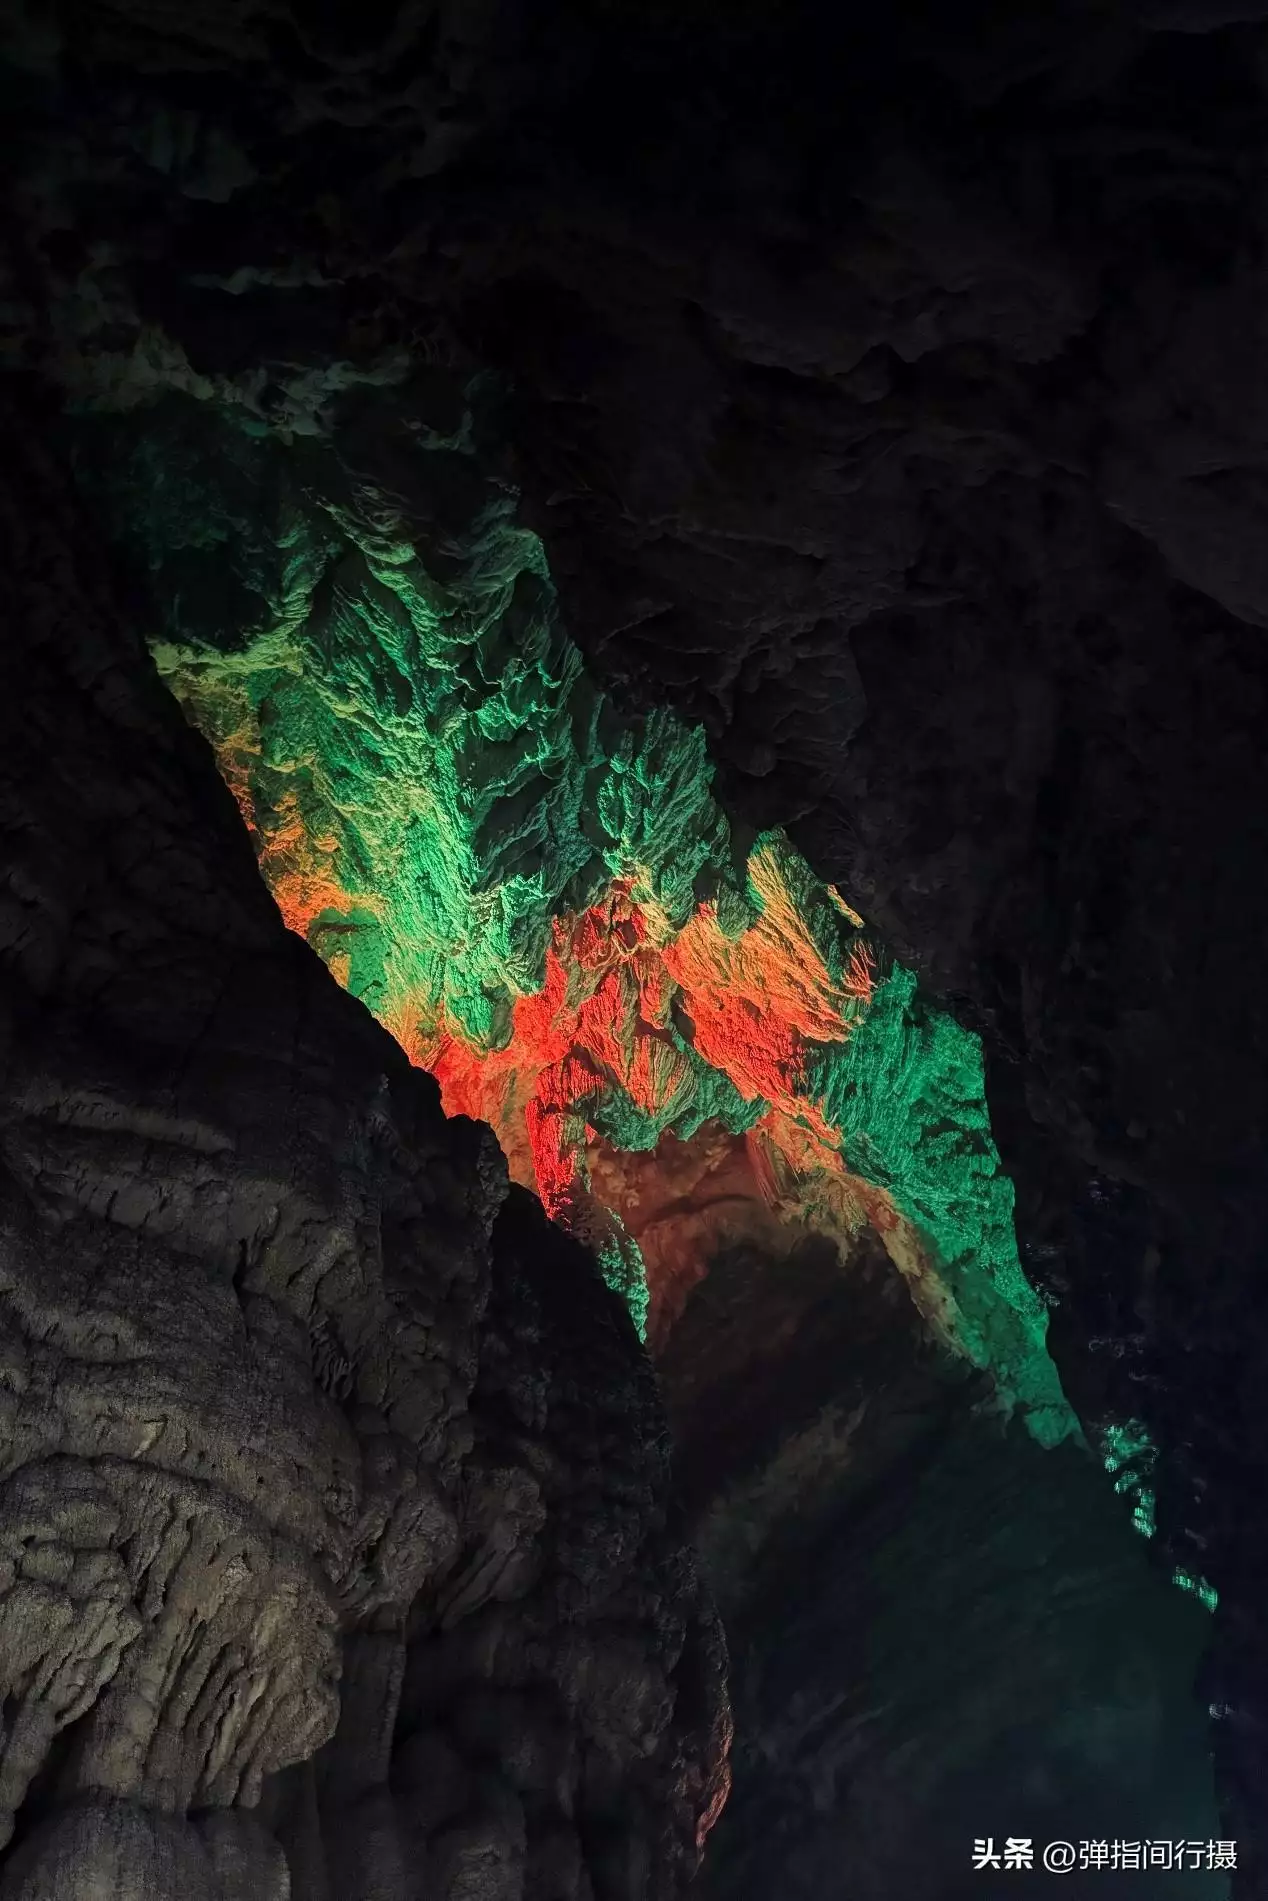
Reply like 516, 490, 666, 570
1172, 1568, 1219, 1614
594, 1220, 651, 1345
1132, 1488, 1158, 1540
810, 962, 1074, 1447
1102, 1418, 1158, 1484
1099, 1420, 1159, 1540
1096, 1420, 1218, 1610
78, 390, 1078, 1445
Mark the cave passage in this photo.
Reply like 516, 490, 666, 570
7, 0, 1264, 1890
71, 379, 1225, 1896
81, 388, 1077, 1441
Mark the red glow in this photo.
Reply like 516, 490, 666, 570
664, 849, 874, 1147
428, 881, 681, 1215
404, 856, 905, 1339
261, 842, 905, 1343
251, 808, 920, 1347
257, 795, 363, 939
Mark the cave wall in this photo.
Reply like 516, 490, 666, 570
651, 1215, 1223, 1900
0, 382, 726, 1896
417, 4, 1268, 1878
59, 375, 1077, 1447
5, 0, 1268, 1890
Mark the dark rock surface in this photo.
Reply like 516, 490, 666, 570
658, 1223, 1222, 1901
4, 0, 1268, 1893
410, 8, 1268, 1887
0, 388, 726, 1897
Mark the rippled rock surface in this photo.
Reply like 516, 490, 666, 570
0, 395, 727, 1899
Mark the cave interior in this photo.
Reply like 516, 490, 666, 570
1, 1, 1267, 1897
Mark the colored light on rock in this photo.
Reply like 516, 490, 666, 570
89, 392, 1077, 1437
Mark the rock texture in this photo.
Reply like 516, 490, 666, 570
411, 7, 1268, 1886
0, 384, 726, 1896
654, 1218, 1222, 1900
4, 0, 1268, 1893
54, 353, 1075, 1441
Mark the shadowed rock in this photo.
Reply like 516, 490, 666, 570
0, 391, 726, 1897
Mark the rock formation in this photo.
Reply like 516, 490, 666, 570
0, 389, 726, 1896
4, 0, 1268, 1895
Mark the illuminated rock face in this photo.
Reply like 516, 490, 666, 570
90, 394, 1075, 1450
0, 398, 729, 1901
14, 2, 1261, 1880
58, 333, 1226, 1901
